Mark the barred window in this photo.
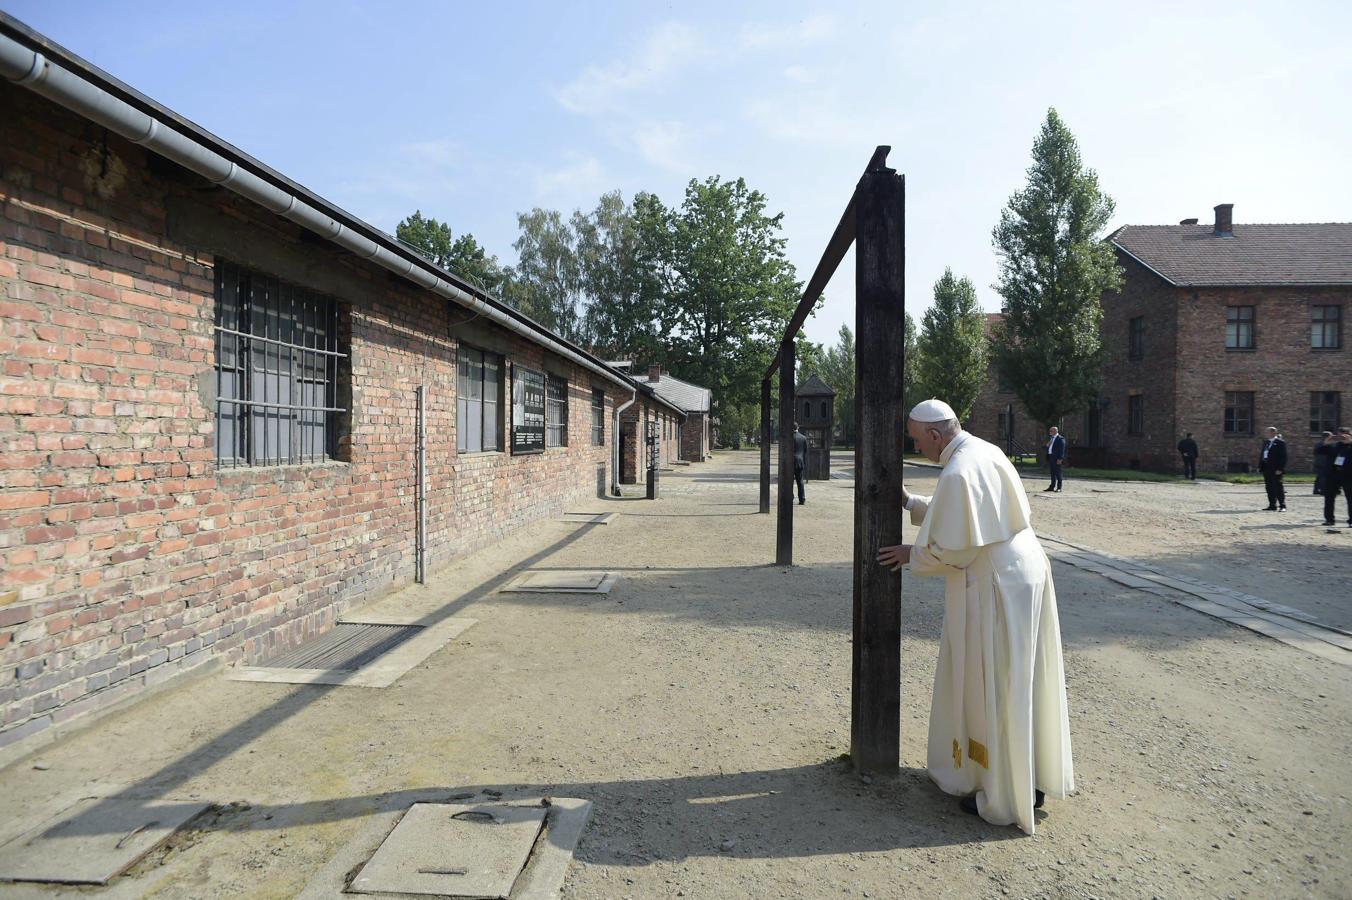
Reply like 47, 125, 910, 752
1312, 305, 1342, 349
1127, 394, 1144, 435
591, 389, 605, 445
1224, 391, 1254, 435
1310, 391, 1340, 433
457, 347, 503, 453
214, 262, 345, 467
1226, 306, 1255, 349
1128, 316, 1145, 360
546, 375, 568, 447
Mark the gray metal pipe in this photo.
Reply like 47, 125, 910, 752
0, 31, 629, 393
611, 384, 637, 496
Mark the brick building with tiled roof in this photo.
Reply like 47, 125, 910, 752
969, 204, 1352, 474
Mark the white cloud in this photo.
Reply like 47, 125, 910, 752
631, 121, 699, 174
533, 155, 608, 197
553, 22, 703, 115
739, 13, 838, 50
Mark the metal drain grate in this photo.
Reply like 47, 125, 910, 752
265, 623, 421, 671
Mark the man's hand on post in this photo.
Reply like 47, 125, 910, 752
877, 544, 911, 572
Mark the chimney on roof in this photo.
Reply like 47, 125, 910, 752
648, 364, 660, 382
1213, 204, 1234, 237
1179, 218, 1199, 225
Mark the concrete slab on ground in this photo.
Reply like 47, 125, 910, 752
226, 616, 477, 687
299, 797, 591, 900
501, 571, 618, 594
0, 796, 210, 885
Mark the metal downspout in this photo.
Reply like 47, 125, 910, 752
0, 31, 629, 393
415, 386, 426, 584
612, 383, 637, 496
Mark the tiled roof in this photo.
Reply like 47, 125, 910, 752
647, 373, 710, 414
796, 374, 837, 396
1110, 223, 1352, 287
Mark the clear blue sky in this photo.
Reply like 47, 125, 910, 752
7, 1, 1350, 347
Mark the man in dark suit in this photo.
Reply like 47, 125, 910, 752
1177, 433, 1199, 480
792, 422, 808, 505
1043, 426, 1066, 492
1259, 426, 1287, 511
1319, 428, 1352, 527
1314, 431, 1334, 496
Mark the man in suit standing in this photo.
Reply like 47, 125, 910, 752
1177, 433, 1199, 480
1043, 426, 1066, 493
1319, 428, 1352, 527
792, 422, 809, 505
1314, 431, 1334, 496
1259, 426, 1287, 511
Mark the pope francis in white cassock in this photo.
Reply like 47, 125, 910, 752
879, 399, 1074, 835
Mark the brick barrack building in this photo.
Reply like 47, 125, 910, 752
0, 16, 697, 753
969, 204, 1352, 474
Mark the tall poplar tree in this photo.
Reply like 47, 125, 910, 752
991, 109, 1123, 428
915, 268, 988, 422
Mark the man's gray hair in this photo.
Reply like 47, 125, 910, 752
933, 418, 961, 438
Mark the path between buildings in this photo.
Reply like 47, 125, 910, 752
0, 450, 1348, 899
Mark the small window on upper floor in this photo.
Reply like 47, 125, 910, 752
1128, 316, 1145, 360
1312, 305, 1342, 350
1226, 306, 1255, 350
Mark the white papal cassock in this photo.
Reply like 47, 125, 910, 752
906, 430, 1074, 835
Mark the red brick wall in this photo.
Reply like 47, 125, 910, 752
681, 411, 709, 461
1098, 252, 1181, 471
618, 397, 681, 483
0, 84, 620, 748
1175, 284, 1351, 474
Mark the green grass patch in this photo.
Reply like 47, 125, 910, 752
1013, 463, 1186, 483
1204, 473, 1317, 485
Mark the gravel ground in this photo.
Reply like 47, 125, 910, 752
1, 449, 1348, 899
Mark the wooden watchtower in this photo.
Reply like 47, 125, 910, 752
795, 374, 836, 480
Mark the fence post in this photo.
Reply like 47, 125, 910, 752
760, 377, 771, 514
851, 165, 905, 774
776, 340, 795, 565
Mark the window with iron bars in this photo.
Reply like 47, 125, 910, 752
546, 375, 569, 447
591, 389, 605, 445
214, 262, 346, 467
1127, 394, 1144, 435
1224, 391, 1254, 435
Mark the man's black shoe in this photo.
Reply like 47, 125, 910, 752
958, 795, 979, 816
1279, 505, 1287, 511
1264, 506, 1277, 511
1043, 487, 1055, 492
1035, 789, 1045, 809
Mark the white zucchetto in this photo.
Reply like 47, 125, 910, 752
909, 398, 958, 423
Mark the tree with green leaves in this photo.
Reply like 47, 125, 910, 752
820, 324, 856, 445
915, 268, 988, 422
902, 310, 919, 413
395, 211, 507, 295
657, 176, 801, 418
991, 108, 1123, 428
511, 208, 584, 342
573, 191, 662, 362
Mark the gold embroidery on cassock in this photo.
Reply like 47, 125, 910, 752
952, 739, 962, 768
967, 738, 989, 769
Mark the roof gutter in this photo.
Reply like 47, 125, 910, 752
0, 21, 631, 392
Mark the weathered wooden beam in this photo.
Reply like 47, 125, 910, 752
850, 163, 905, 775
775, 340, 795, 565
759, 377, 771, 514
763, 146, 890, 383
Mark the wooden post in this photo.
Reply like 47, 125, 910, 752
775, 340, 795, 565
851, 166, 905, 774
759, 377, 771, 514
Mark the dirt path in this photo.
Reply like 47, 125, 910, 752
1, 450, 1348, 899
